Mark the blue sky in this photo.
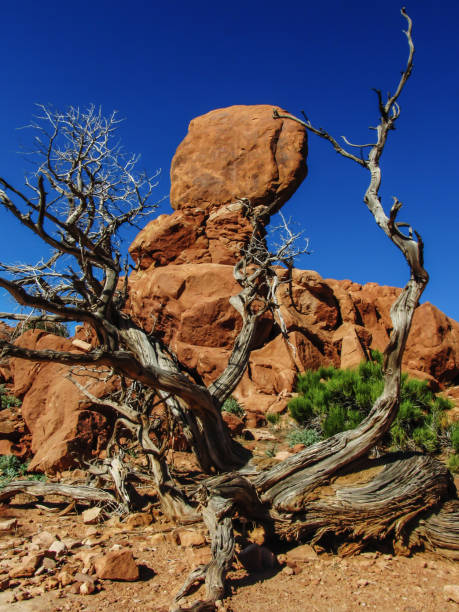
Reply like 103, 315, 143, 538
0, 0, 458, 321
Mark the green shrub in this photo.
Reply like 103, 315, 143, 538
0, 385, 21, 409
287, 428, 321, 448
288, 352, 453, 453
0, 455, 45, 488
450, 423, 459, 452
221, 396, 245, 418
447, 453, 459, 474
266, 412, 280, 425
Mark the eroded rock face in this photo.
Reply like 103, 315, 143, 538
8, 330, 115, 472
128, 263, 459, 417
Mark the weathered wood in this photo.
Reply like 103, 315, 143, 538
271, 454, 454, 548
415, 499, 459, 557
0, 480, 118, 506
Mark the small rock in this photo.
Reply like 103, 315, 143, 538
286, 543, 318, 566
245, 429, 276, 441
0, 575, 9, 591
151, 533, 167, 545
9, 554, 44, 578
44, 576, 59, 590
15, 590, 33, 601
282, 566, 294, 575
0, 519, 17, 532
31, 531, 56, 550
125, 512, 153, 530
221, 411, 244, 435
94, 549, 139, 581
48, 540, 67, 558
74, 572, 95, 584
291, 443, 306, 453
82, 507, 102, 525
72, 338, 92, 351
357, 579, 369, 587
57, 570, 73, 587
444, 584, 459, 603
274, 450, 292, 461
80, 580, 96, 595
175, 529, 206, 547
41, 557, 56, 571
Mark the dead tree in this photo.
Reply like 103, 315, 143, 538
0, 12, 458, 611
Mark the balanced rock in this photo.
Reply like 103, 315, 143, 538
170, 104, 307, 212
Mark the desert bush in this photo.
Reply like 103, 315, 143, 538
266, 412, 280, 425
221, 396, 245, 418
0, 384, 21, 409
447, 453, 459, 474
287, 428, 321, 448
289, 351, 453, 452
0, 455, 45, 488
450, 423, 459, 452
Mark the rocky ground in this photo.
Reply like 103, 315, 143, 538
0, 467, 458, 612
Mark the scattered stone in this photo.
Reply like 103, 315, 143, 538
44, 576, 59, 590
0, 519, 17, 532
175, 528, 206, 547
357, 579, 369, 588
15, 590, 33, 601
444, 584, 459, 603
82, 506, 102, 525
286, 543, 318, 566
94, 549, 139, 581
57, 570, 73, 586
31, 530, 56, 549
80, 580, 96, 595
151, 533, 167, 546
9, 553, 44, 578
0, 575, 9, 591
125, 512, 153, 529
48, 539, 67, 558
291, 443, 306, 453
41, 557, 56, 571
245, 429, 276, 442
274, 450, 292, 461
282, 566, 294, 576
221, 411, 244, 435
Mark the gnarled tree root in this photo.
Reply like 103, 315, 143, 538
273, 454, 455, 548
413, 499, 459, 558
173, 454, 457, 611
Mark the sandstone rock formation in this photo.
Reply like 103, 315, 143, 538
2, 104, 459, 472
7, 330, 114, 471
129, 104, 307, 267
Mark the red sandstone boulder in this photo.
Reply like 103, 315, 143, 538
170, 105, 307, 213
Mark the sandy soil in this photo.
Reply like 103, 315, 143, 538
0, 501, 457, 612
